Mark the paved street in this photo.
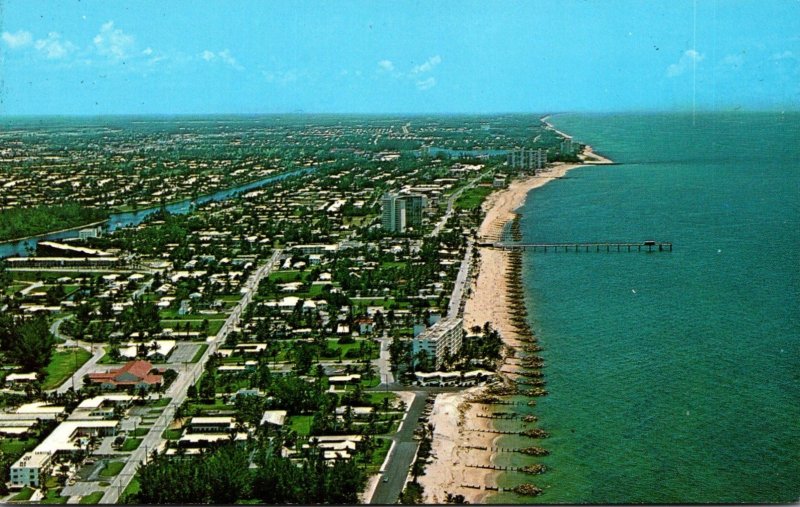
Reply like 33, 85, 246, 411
369, 391, 428, 504
53, 346, 105, 394
97, 249, 282, 504
430, 173, 486, 237
447, 238, 473, 319
375, 333, 395, 387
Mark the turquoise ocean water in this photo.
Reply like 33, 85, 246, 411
489, 113, 800, 504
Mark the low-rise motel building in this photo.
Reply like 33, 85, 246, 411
10, 419, 120, 488
412, 317, 464, 369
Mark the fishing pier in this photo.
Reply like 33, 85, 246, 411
486, 240, 673, 253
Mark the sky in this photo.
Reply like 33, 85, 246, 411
0, 0, 798, 115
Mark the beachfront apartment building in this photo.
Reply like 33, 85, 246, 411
381, 192, 426, 232
412, 317, 464, 369
508, 148, 547, 171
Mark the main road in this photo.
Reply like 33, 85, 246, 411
430, 173, 488, 237
98, 249, 282, 504
447, 239, 473, 319
369, 391, 428, 504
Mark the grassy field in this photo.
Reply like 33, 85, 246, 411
41, 348, 92, 390
10, 487, 34, 501
367, 392, 397, 408
121, 476, 140, 503
162, 428, 182, 440
120, 438, 142, 452
454, 185, 494, 210
288, 415, 313, 436
79, 491, 105, 504
150, 397, 172, 408
161, 319, 225, 336
366, 438, 393, 474
99, 461, 125, 477
187, 399, 230, 413
130, 427, 150, 437
43, 489, 69, 504
323, 339, 379, 360
267, 270, 308, 283
0, 437, 38, 457
190, 344, 209, 362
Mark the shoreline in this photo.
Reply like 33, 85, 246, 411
421, 147, 613, 504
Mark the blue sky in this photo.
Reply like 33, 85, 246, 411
1, 0, 798, 115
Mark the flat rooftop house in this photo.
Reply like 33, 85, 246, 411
260, 410, 287, 427
5, 373, 38, 385
187, 416, 236, 433
178, 432, 248, 449
328, 374, 361, 385
14, 402, 67, 418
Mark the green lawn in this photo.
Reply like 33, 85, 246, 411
41, 348, 92, 390
162, 319, 225, 336
6, 283, 27, 296
79, 491, 105, 504
288, 415, 313, 436
99, 461, 125, 477
323, 339, 379, 360
120, 438, 142, 452
454, 185, 494, 210
190, 344, 209, 363
121, 476, 140, 504
159, 310, 229, 320
367, 392, 397, 408
10, 487, 34, 501
360, 376, 381, 389
162, 428, 182, 440
0, 437, 38, 457
267, 270, 307, 283
187, 399, 230, 414
150, 397, 172, 408
366, 438, 393, 474
43, 489, 69, 504
380, 261, 407, 269
10, 271, 91, 283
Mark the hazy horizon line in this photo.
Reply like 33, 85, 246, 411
1, 107, 797, 121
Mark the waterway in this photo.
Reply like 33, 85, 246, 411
0, 168, 310, 259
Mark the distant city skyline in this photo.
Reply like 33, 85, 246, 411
1, 0, 798, 115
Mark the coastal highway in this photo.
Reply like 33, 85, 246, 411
447, 239, 473, 319
97, 249, 282, 504
369, 391, 428, 504
430, 173, 487, 237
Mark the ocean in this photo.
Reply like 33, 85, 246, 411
489, 112, 800, 503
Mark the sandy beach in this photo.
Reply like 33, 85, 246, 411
421, 151, 610, 503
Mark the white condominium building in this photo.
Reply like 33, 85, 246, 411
412, 317, 464, 369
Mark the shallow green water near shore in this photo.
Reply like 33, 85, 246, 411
490, 112, 800, 503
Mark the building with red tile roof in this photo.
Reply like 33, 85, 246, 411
88, 360, 163, 391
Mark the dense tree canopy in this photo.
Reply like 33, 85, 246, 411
1, 314, 57, 372
134, 441, 364, 505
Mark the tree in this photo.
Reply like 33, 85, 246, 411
74, 303, 93, 340
199, 374, 216, 401
10, 315, 57, 372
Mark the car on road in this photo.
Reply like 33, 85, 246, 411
383, 476, 389, 483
